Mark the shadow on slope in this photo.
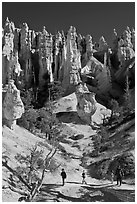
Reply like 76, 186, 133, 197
37, 183, 83, 202
56, 111, 87, 125
36, 182, 127, 202
81, 185, 135, 202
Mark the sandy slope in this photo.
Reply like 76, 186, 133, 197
2, 93, 135, 202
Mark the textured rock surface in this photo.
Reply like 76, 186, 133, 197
2, 18, 14, 85
62, 26, 82, 91
98, 36, 108, 52
3, 80, 24, 129
54, 31, 62, 81
75, 83, 97, 124
2, 18, 135, 107
19, 23, 32, 87
117, 39, 135, 68
81, 55, 111, 94
38, 27, 53, 88
2, 18, 22, 86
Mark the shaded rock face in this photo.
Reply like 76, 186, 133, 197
81, 56, 111, 94
54, 31, 63, 81
3, 80, 24, 129
98, 36, 108, 52
75, 83, 97, 124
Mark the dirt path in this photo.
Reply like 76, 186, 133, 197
2, 124, 135, 202
35, 176, 135, 202
2, 93, 135, 202
34, 120, 135, 202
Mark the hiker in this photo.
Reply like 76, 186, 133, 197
110, 170, 115, 184
115, 166, 124, 186
61, 168, 67, 186
82, 170, 87, 184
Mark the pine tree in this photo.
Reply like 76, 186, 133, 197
123, 74, 133, 114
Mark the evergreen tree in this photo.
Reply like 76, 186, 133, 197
123, 75, 133, 114
108, 99, 123, 124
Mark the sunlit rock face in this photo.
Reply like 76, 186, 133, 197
2, 18, 22, 87
62, 26, 82, 92
3, 80, 24, 129
37, 26, 53, 89
111, 27, 135, 72
2, 18, 14, 85
111, 27, 135, 68
19, 23, 33, 88
75, 83, 97, 124
117, 33, 135, 68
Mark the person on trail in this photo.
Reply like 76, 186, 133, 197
110, 170, 115, 184
82, 170, 87, 184
61, 169, 67, 186
115, 166, 124, 186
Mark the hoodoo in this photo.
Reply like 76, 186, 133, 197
2, 18, 135, 123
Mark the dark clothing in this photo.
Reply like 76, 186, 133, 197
82, 172, 85, 179
82, 172, 87, 184
117, 176, 122, 186
116, 168, 124, 178
115, 168, 124, 186
61, 171, 66, 179
61, 171, 67, 186
61, 177, 65, 186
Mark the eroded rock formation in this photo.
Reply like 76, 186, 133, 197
81, 53, 112, 97
2, 18, 14, 84
2, 18, 135, 122
62, 26, 82, 91
75, 83, 97, 124
19, 23, 33, 88
3, 80, 24, 129
37, 26, 54, 88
